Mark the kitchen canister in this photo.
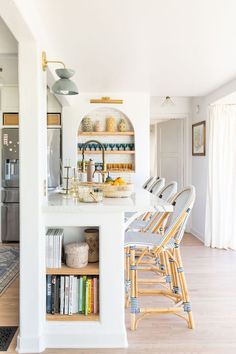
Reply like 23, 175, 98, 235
81, 116, 93, 132
64, 242, 89, 268
95, 120, 102, 132
118, 118, 126, 132
106, 117, 116, 132
84, 229, 99, 262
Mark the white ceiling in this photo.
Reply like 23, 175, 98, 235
3, 1, 236, 96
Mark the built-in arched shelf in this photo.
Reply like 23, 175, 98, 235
77, 107, 135, 174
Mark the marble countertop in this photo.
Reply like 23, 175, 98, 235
43, 189, 173, 214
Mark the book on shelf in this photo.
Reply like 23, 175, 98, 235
46, 228, 64, 268
46, 275, 99, 316
46, 275, 52, 314
60, 276, 64, 315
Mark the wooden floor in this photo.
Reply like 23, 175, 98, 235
1, 234, 236, 354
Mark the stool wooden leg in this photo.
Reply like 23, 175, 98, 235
125, 247, 131, 308
175, 247, 194, 329
130, 246, 138, 330
169, 249, 180, 297
163, 251, 172, 290
158, 252, 165, 272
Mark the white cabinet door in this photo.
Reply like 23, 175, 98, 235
156, 119, 184, 188
1, 86, 19, 112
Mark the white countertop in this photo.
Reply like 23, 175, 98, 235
43, 189, 173, 214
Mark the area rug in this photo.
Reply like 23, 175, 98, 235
0, 246, 19, 296
0, 326, 18, 351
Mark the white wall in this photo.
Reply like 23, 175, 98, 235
0, 57, 18, 84
62, 93, 150, 187
191, 78, 236, 242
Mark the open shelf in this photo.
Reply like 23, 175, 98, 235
78, 131, 134, 136
46, 313, 99, 321
108, 169, 135, 173
46, 262, 99, 275
78, 150, 135, 155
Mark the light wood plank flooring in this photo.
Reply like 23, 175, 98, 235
1, 234, 236, 354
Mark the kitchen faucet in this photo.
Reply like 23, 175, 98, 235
81, 140, 107, 182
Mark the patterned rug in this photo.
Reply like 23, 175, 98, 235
0, 327, 18, 351
0, 246, 19, 296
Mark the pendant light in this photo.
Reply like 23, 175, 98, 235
161, 96, 175, 107
42, 52, 78, 95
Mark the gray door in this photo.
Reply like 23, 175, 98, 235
1, 203, 19, 242
47, 129, 61, 189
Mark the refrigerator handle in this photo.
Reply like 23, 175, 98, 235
60, 157, 63, 186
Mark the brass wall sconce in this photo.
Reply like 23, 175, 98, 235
42, 51, 78, 95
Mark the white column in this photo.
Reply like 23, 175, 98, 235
17, 41, 47, 353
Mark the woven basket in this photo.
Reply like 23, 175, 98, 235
103, 183, 134, 198
64, 242, 89, 268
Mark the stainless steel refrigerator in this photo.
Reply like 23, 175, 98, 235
1, 127, 61, 242
47, 128, 62, 189
1, 128, 19, 242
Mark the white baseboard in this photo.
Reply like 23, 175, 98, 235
16, 334, 45, 353
45, 331, 128, 349
190, 228, 204, 243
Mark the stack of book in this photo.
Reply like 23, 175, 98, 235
46, 275, 99, 316
46, 229, 64, 268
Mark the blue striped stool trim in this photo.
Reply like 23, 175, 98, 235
130, 245, 136, 250
183, 302, 192, 312
130, 297, 140, 314
177, 267, 184, 273
130, 265, 137, 270
165, 275, 171, 283
169, 258, 174, 263
125, 280, 131, 293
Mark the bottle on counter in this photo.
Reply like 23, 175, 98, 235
87, 159, 95, 182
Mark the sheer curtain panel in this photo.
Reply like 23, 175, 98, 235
205, 105, 236, 250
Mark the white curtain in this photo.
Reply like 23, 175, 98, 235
205, 105, 236, 250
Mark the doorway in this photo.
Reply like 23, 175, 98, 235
152, 119, 184, 188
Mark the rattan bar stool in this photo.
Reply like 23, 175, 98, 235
126, 181, 178, 231
124, 186, 196, 330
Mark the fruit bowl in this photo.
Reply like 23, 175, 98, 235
103, 183, 134, 198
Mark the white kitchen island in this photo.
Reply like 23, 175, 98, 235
42, 189, 173, 350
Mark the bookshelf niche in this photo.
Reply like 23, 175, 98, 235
45, 227, 100, 322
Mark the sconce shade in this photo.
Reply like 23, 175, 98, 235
52, 68, 79, 95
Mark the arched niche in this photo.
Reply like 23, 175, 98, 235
77, 107, 136, 173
